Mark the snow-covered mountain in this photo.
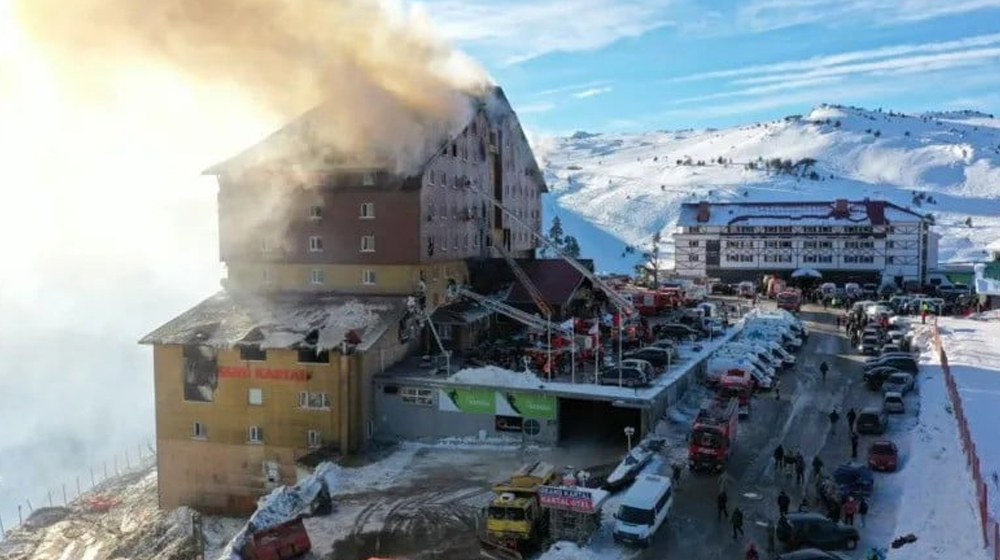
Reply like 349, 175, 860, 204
539, 105, 1000, 274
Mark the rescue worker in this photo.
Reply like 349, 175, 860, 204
858, 496, 870, 527
717, 489, 730, 520
846, 408, 858, 432
777, 490, 791, 517
773, 445, 785, 470
819, 361, 829, 382
829, 408, 840, 434
795, 454, 806, 485
731, 507, 745, 540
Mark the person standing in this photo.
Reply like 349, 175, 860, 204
829, 408, 840, 434
718, 489, 730, 521
858, 496, 869, 527
745, 541, 761, 560
812, 455, 824, 479
773, 445, 785, 471
851, 431, 860, 459
777, 490, 791, 517
671, 462, 682, 487
847, 408, 858, 433
732, 507, 745, 540
820, 361, 829, 383
775, 378, 782, 400
766, 520, 776, 553
795, 454, 806, 485
843, 497, 858, 526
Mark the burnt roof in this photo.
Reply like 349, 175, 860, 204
469, 258, 591, 308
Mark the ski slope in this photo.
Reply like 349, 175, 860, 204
539, 105, 1000, 274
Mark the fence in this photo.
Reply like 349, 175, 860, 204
932, 319, 1000, 560
0, 439, 157, 541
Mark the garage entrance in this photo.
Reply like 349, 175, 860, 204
558, 398, 642, 446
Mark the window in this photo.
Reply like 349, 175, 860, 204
803, 255, 833, 263
248, 425, 263, 444
844, 255, 875, 264
308, 236, 323, 252
400, 387, 434, 406
248, 388, 263, 405
689, 240, 700, 247
297, 347, 329, 363
299, 391, 331, 409
441, 172, 447, 185
887, 256, 896, 264
764, 240, 792, 248
428, 170, 436, 185
451, 144, 457, 157
886, 241, 895, 249
763, 254, 793, 263
362, 172, 375, 186
240, 345, 266, 361
360, 202, 374, 219
307, 430, 322, 448
803, 241, 833, 249
309, 205, 323, 220
192, 422, 207, 440
361, 235, 375, 253
732, 226, 755, 234
726, 240, 752, 249
471, 121, 478, 135
362, 269, 376, 285
310, 269, 325, 285
844, 240, 874, 249
688, 254, 700, 262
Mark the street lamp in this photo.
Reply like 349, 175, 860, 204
624, 426, 635, 452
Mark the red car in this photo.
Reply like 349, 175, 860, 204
867, 440, 899, 472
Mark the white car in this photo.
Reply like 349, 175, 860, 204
883, 391, 905, 413
883, 372, 915, 394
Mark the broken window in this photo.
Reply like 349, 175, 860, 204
239, 345, 266, 361
183, 345, 218, 403
297, 347, 329, 364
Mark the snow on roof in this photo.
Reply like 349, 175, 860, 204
677, 200, 924, 227
140, 290, 407, 352
448, 366, 548, 389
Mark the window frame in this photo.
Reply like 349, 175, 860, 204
308, 205, 323, 220
299, 391, 332, 410
359, 202, 375, 219
310, 268, 325, 285
192, 421, 207, 440
307, 429, 322, 448
248, 425, 263, 444
362, 269, 376, 285
248, 388, 264, 406
308, 236, 324, 253
362, 172, 375, 186
361, 235, 376, 253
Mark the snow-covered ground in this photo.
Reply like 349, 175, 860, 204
538, 105, 1000, 273
934, 317, 1000, 523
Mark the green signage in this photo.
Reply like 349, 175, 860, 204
505, 392, 557, 420
442, 388, 496, 414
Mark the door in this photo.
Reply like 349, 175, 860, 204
706, 240, 721, 266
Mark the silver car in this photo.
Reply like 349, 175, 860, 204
883, 391, 905, 413
883, 372, 915, 394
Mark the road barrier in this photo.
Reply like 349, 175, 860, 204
932, 319, 999, 560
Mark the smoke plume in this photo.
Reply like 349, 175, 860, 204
12, 0, 492, 174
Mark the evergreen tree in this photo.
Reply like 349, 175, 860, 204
542, 217, 565, 257
563, 236, 581, 258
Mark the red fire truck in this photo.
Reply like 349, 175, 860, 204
776, 289, 803, 313
718, 370, 753, 418
688, 398, 739, 472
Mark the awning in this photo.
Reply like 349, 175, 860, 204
791, 268, 823, 278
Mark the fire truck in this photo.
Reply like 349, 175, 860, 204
688, 398, 739, 472
717, 369, 753, 418
776, 289, 803, 313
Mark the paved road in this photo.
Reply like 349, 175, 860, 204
643, 303, 889, 559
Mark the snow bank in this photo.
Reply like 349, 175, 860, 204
538, 541, 611, 560
448, 365, 546, 389
882, 329, 991, 560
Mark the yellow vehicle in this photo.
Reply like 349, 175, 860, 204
481, 461, 557, 554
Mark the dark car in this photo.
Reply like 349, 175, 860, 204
624, 347, 673, 367
863, 356, 918, 374
833, 463, 874, 497
599, 367, 648, 388
868, 440, 899, 472
864, 366, 902, 390
654, 323, 703, 340
855, 407, 888, 435
779, 548, 853, 560
778, 512, 860, 551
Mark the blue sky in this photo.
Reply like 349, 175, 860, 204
418, 0, 1000, 134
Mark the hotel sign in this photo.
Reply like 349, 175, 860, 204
218, 366, 308, 382
538, 486, 597, 513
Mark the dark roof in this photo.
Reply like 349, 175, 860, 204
677, 200, 925, 227
430, 301, 491, 326
139, 290, 408, 352
465, 258, 591, 308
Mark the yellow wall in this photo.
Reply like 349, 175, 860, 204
153, 344, 352, 511
227, 261, 470, 306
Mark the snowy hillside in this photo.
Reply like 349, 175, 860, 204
539, 105, 1000, 274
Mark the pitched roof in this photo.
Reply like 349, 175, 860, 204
505, 259, 590, 308
140, 290, 408, 352
677, 200, 925, 227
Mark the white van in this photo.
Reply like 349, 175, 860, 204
613, 474, 673, 547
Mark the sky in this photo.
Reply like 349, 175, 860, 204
418, 0, 1000, 134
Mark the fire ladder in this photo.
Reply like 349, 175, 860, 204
452, 286, 570, 336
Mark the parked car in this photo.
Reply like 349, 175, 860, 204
867, 440, 899, 472
883, 372, 915, 394
621, 359, 656, 379
778, 549, 853, 560
864, 366, 901, 390
778, 512, 860, 551
883, 391, 905, 413
859, 335, 880, 355
654, 323, 703, 340
879, 343, 901, 355
855, 407, 888, 435
599, 367, 649, 388
864, 356, 918, 374
624, 347, 674, 367
833, 463, 874, 497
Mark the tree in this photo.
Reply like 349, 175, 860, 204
563, 236, 581, 258
637, 232, 662, 287
965, 217, 974, 228
542, 216, 564, 257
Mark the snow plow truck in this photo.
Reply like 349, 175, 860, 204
480, 462, 558, 558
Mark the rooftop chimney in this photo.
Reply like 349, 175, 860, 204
696, 201, 711, 223
833, 198, 849, 218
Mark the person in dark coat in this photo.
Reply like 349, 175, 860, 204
851, 431, 860, 459
777, 490, 791, 516
717, 490, 730, 520
820, 361, 829, 383
829, 409, 840, 434
731, 507, 745, 539
858, 496, 869, 527
812, 455, 824, 478
795, 454, 806, 484
846, 408, 857, 432
773, 445, 785, 470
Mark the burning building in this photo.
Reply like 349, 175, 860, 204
140, 86, 546, 512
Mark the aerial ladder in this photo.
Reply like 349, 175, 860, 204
488, 236, 578, 380
472, 186, 635, 379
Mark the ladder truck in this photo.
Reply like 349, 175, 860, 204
472, 186, 636, 378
